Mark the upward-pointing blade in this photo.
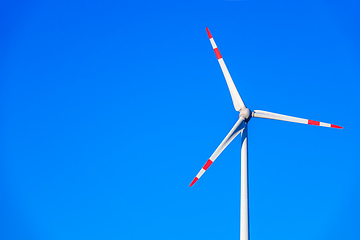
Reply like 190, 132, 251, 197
189, 118, 245, 187
206, 27, 246, 112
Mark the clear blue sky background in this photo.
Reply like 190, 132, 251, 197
1, 0, 359, 239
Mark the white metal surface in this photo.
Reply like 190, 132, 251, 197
253, 110, 307, 124
209, 118, 245, 161
206, 27, 246, 111
218, 58, 245, 112
252, 110, 342, 128
240, 125, 249, 240
189, 118, 245, 187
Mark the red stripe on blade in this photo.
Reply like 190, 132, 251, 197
189, 177, 199, 187
206, 27, 212, 39
203, 159, 213, 170
331, 124, 343, 129
308, 120, 320, 126
214, 48, 222, 59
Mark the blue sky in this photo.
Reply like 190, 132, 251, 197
1, 0, 360, 239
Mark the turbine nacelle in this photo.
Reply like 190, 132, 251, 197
239, 108, 252, 122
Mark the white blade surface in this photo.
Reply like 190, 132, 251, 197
189, 117, 245, 187
206, 27, 245, 111
252, 110, 343, 129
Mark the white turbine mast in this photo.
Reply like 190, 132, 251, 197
189, 27, 343, 240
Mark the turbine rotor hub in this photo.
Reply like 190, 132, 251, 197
239, 108, 252, 122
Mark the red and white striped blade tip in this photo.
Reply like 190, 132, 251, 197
189, 177, 198, 187
307, 120, 343, 129
253, 110, 343, 129
189, 159, 214, 187
206, 27, 212, 39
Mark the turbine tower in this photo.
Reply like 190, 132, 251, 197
189, 27, 342, 240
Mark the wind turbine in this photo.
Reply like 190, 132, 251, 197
189, 27, 343, 240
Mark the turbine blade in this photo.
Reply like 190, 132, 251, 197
206, 27, 245, 112
189, 118, 245, 187
252, 110, 343, 129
